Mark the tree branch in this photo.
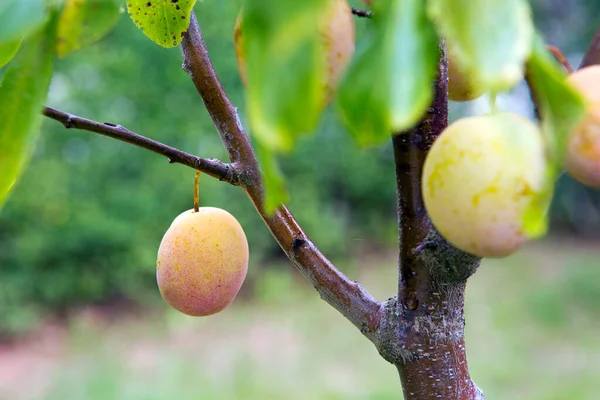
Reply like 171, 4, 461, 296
179, 14, 257, 170
180, 13, 383, 337
42, 106, 238, 184
579, 26, 600, 69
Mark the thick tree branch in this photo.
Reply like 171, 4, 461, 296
180, 13, 383, 337
42, 106, 237, 184
579, 26, 600, 69
377, 45, 483, 400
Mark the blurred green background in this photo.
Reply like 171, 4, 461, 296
0, 0, 600, 399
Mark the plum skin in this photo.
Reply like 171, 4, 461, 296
233, 0, 355, 105
564, 65, 600, 188
447, 50, 485, 102
422, 113, 548, 258
156, 207, 249, 316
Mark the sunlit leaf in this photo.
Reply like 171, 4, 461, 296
427, 0, 533, 93
126, 0, 196, 48
521, 166, 555, 239
256, 144, 288, 216
57, 0, 122, 57
526, 35, 587, 164
0, 13, 57, 210
337, 0, 438, 146
521, 34, 586, 239
242, 0, 328, 152
0, 0, 47, 43
0, 38, 22, 69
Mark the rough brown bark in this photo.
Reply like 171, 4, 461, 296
390, 45, 483, 399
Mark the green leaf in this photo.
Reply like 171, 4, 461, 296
427, 0, 533, 93
521, 34, 586, 239
521, 167, 555, 239
526, 35, 587, 164
0, 38, 22, 69
57, 0, 122, 57
0, 13, 57, 211
126, 0, 196, 48
242, 0, 328, 152
0, 0, 47, 43
256, 144, 288, 216
337, 0, 438, 146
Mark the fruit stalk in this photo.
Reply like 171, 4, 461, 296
194, 170, 200, 212
391, 44, 483, 400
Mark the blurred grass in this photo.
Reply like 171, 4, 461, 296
1, 239, 595, 400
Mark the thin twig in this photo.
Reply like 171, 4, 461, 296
42, 106, 238, 184
547, 45, 573, 73
180, 13, 384, 337
352, 7, 372, 18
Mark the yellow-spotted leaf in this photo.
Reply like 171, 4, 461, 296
427, 0, 533, 94
0, 38, 22, 68
0, 14, 57, 210
126, 0, 196, 48
337, 0, 438, 146
57, 0, 122, 57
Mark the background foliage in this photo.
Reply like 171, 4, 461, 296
0, 0, 599, 336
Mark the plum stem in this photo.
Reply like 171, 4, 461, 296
194, 170, 200, 213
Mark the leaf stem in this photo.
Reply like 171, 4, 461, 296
547, 45, 573, 73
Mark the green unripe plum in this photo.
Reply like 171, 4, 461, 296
447, 50, 486, 102
422, 113, 548, 258
564, 65, 600, 187
156, 207, 249, 316
234, 0, 355, 104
